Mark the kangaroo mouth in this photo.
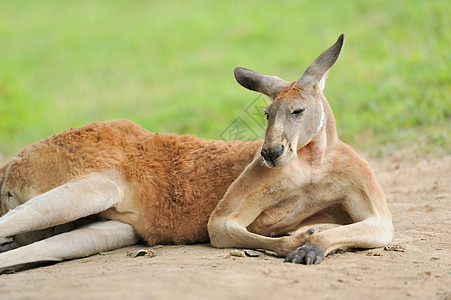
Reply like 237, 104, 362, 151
262, 143, 293, 168
262, 156, 278, 168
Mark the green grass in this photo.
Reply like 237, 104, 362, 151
0, 0, 449, 157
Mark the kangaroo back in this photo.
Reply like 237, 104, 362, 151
0, 162, 10, 216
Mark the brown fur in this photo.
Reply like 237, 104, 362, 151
208, 35, 393, 264
0, 34, 393, 270
0, 120, 261, 245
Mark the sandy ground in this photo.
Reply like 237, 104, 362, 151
0, 151, 450, 300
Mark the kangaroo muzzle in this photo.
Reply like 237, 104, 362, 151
261, 143, 285, 166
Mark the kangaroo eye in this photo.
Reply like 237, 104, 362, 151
291, 108, 306, 116
7, 191, 13, 198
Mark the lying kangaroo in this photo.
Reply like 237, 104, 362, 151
0, 34, 393, 273
209, 34, 394, 264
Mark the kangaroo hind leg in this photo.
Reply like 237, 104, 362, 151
0, 172, 124, 239
0, 220, 139, 274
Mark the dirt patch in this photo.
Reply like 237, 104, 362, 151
0, 152, 450, 300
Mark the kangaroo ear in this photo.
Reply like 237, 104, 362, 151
297, 34, 345, 91
234, 67, 290, 100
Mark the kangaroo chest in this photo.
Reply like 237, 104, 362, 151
247, 164, 347, 237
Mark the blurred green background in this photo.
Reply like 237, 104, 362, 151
0, 0, 449, 158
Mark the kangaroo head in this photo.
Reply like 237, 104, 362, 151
234, 34, 344, 168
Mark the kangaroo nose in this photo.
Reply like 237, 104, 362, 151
261, 145, 285, 162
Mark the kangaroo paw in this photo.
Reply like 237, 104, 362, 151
284, 244, 325, 265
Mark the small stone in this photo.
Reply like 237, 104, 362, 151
384, 244, 406, 252
230, 250, 245, 257
127, 249, 156, 258
244, 250, 264, 257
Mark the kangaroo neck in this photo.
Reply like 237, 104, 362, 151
297, 99, 338, 171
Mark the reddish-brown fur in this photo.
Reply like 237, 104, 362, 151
0, 35, 394, 268
1, 120, 261, 245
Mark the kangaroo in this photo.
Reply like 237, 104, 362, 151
0, 125, 261, 273
0, 34, 393, 273
208, 34, 393, 264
